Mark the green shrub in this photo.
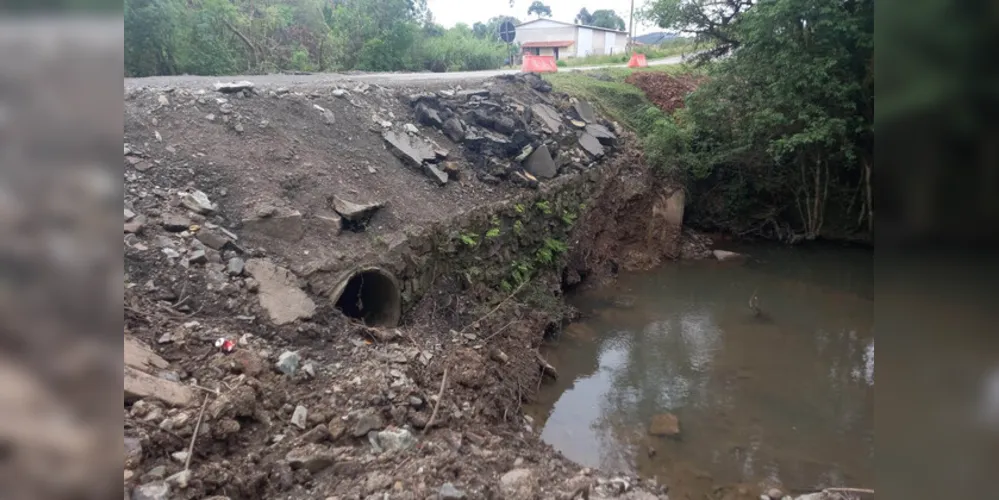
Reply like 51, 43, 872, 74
417, 29, 505, 72
556, 59, 567, 67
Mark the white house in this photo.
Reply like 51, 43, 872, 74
514, 19, 628, 60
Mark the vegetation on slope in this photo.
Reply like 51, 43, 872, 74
554, 0, 874, 244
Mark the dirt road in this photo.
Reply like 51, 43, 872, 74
123, 55, 685, 89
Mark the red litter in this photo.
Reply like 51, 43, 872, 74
215, 337, 236, 353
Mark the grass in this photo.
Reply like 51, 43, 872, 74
544, 64, 696, 130
558, 38, 698, 68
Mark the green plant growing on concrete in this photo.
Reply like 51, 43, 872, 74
458, 231, 479, 247
535, 200, 552, 215
535, 237, 568, 267
510, 259, 534, 285
485, 227, 501, 238
513, 220, 524, 235
514, 203, 526, 214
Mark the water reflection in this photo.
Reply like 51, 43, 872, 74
529, 244, 875, 499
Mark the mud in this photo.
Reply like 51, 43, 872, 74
123, 75, 710, 500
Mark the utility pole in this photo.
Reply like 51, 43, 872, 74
627, 0, 635, 53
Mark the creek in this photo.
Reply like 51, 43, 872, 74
528, 243, 874, 499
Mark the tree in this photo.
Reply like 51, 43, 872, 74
648, 0, 873, 240
590, 9, 626, 31
641, 0, 756, 60
527, 1, 552, 19
574, 8, 593, 25
472, 16, 520, 40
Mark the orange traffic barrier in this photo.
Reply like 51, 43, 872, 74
522, 55, 558, 73
627, 53, 648, 68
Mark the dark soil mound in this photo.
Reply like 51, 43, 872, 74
624, 72, 705, 114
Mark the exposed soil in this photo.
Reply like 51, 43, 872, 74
623, 72, 706, 114
122, 75, 686, 500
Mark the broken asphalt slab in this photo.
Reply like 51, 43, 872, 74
579, 132, 605, 158
244, 259, 316, 325
585, 123, 616, 145
573, 100, 597, 123
530, 103, 563, 134
523, 144, 557, 179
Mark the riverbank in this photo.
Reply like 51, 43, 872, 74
123, 72, 721, 499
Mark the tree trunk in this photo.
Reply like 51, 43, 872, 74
224, 18, 258, 71
863, 155, 873, 235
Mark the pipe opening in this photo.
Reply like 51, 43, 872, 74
333, 268, 401, 327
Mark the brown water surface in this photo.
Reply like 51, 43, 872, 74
528, 244, 874, 499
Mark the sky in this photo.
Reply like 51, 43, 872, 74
425, 0, 662, 35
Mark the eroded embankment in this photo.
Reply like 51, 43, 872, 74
123, 74, 701, 500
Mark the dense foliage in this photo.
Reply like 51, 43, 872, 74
641, 0, 874, 242
527, 1, 552, 19
123, 0, 510, 76
574, 8, 627, 30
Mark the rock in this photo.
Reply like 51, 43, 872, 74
179, 189, 216, 214
124, 366, 194, 407
383, 130, 437, 168
424, 163, 449, 186
143, 466, 167, 482
585, 123, 616, 145
125, 220, 145, 234
442, 118, 465, 142
227, 257, 245, 276
157, 95, 170, 106
332, 88, 348, 97
457, 88, 489, 99
187, 250, 207, 265
403, 123, 419, 134
350, 410, 385, 438
332, 196, 384, 223
570, 119, 586, 128
132, 481, 170, 500
415, 103, 443, 127
285, 444, 335, 473
442, 162, 461, 180
196, 229, 230, 250
244, 259, 316, 325
648, 413, 680, 437
291, 405, 308, 429
574, 100, 597, 123
313, 212, 343, 234
234, 122, 245, 133
125, 208, 136, 221
499, 468, 538, 499
578, 133, 605, 157
215, 80, 254, 93
493, 116, 517, 135
373, 427, 416, 453
124, 436, 143, 469
229, 349, 265, 376
161, 214, 192, 232
170, 451, 189, 463
767, 488, 784, 499
302, 362, 316, 378
530, 103, 563, 133
241, 208, 305, 242
276, 351, 301, 376
662, 188, 685, 226
712, 249, 745, 262
523, 144, 557, 179
438, 483, 467, 499
301, 424, 330, 443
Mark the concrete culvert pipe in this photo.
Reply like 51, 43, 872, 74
331, 267, 402, 327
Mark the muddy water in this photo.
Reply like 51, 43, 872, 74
528, 244, 874, 498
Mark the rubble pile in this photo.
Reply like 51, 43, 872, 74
390, 73, 620, 188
